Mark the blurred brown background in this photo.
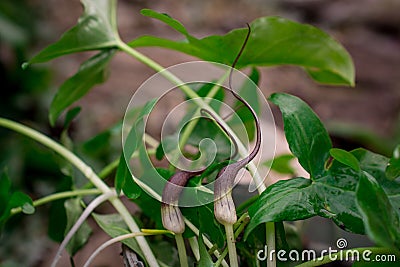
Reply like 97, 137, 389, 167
1, 0, 399, 266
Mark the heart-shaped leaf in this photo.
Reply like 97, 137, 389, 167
130, 11, 355, 86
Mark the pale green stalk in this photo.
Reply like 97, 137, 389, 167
188, 237, 200, 261
224, 224, 239, 267
83, 232, 154, 267
0, 118, 159, 267
175, 234, 189, 267
10, 189, 101, 215
117, 43, 275, 266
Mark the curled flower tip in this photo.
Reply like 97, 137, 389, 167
161, 203, 185, 234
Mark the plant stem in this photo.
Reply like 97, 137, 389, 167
0, 118, 160, 267
224, 223, 239, 267
82, 148, 156, 189
216, 214, 250, 267
117, 43, 266, 191
10, 188, 101, 215
295, 247, 398, 267
84, 232, 154, 267
266, 222, 276, 267
184, 218, 229, 267
117, 43, 273, 265
188, 237, 200, 261
175, 234, 189, 267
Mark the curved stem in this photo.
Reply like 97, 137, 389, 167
83, 232, 154, 267
175, 234, 189, 267
117, 43, 270, 266
10, 188, 101, 215
118, 42, 265, 192
0, 118, 160, 267
52, 192, 115, 267
224, 223, 238, 267
296, 247, 398, 267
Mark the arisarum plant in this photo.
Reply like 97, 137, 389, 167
3, 1, 396, 267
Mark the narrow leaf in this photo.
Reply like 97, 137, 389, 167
63, 107, 81, 129
115, 154, 142, 199
140, 9, 189, 36
93, 213, 145, 261
198, 232, 214, 266
64, 198, 92, 256
269, 93, 332, 177
330, 148, 360, 171
49, 49, 115, 125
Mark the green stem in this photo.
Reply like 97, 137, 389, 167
215, 214, 250, 267
117, 43, 272, 265
177, 72, 229, 149
188, 237, 200, 261
98, 158, 119, 179
266, 222, 276, 267
295, 247, 398, 267
184, 218, 228, 267
0, 118, 160, 267
175, 234, 189, 267
224, 223, 238, 267
82, 148, 156, 189
10, 188, 101, 215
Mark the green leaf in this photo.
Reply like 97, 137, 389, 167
117, 99, 158, 197
64, 198, 92, 256
386, 145, 400, 180
115, 154, 142, 199
195, 82, 225, 112
47, 177, 72, 242
356, 172, 400, 249
140, 9, 189, 36
0, 170, 11, 217
330, 148, 360, 171
92, 213, 145, 262
246, 160, 369, 238
63, 107, 81, 129
269, 93, 332, 177
124, 98, 158, 158
246, 178, 315, 238
197, 232, 214, 266
25, 0, 119, 65
49, 49, 116, 125
130, 12, 354, 86
181, 204, 225, 248
264, 154, 296, 175
9, 191, 35, 215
